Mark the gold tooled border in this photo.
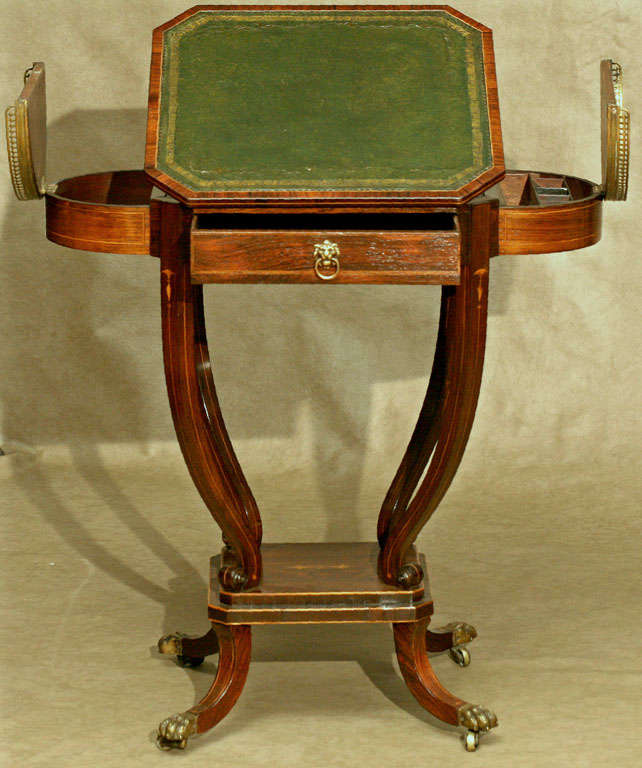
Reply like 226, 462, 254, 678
159, 10, 491, 191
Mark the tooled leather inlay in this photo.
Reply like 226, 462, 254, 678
156, 9, 493, 192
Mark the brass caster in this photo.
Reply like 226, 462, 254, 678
464, 730, 480, 752
157, 734, 188, 751
156, 712, 197, 750
449, 645, 471, 667
457, 702, 498, 731
457, 702, 498, 752
158, 633, 184, 656
158, 632, 207, 667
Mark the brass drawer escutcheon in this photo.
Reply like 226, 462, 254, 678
313, 240, 341, 281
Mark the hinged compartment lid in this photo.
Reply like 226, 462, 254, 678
5, 62, 46, 200
601, 59, 630, 201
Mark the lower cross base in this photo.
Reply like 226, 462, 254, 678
155, 542, 497, 751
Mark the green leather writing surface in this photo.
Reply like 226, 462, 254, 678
155, 9, 495, 193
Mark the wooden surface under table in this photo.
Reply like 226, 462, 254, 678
208, 542, 433, 624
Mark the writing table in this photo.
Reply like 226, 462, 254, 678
6, 4, 629, 753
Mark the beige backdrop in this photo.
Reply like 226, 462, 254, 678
1, 1, 640, 766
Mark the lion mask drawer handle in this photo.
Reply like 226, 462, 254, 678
313, 240, 341, 281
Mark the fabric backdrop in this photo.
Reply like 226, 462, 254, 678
1, 2, 640, 766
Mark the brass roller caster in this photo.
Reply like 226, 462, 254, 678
457, 702, 498, 751
449, 645, 471, 667
464, 730, 480, 752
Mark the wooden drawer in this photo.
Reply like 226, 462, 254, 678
190, 214, 460, 284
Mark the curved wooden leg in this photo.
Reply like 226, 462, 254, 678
377, 285, 452, 545
394, 620, 497, 749
157, 200, 261, 589
158, 628, 219, 667
194, 286, 262, 544
157, 623, 251, 750
380, 199, 497, 586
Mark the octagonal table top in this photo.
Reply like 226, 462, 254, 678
145, 5, 504, 204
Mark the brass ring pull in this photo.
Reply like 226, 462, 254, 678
313, 240, 341, 281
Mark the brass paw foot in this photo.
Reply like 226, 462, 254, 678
446, 622, 477, 647
158, 632, 186, 656
156, 712, 197, 750
158, 632, 204, 667
445, 622, 476, 665
457, 703, 498, 752
426, 621, 477, 665
158, 630, 216, 668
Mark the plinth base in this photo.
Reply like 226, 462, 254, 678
208, 542, 433, 624
158, 548, 497, 752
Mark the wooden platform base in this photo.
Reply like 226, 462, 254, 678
159, 553, 496, 752
208, 542, 433, 624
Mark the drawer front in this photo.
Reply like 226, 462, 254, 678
190, 230, 460, 284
